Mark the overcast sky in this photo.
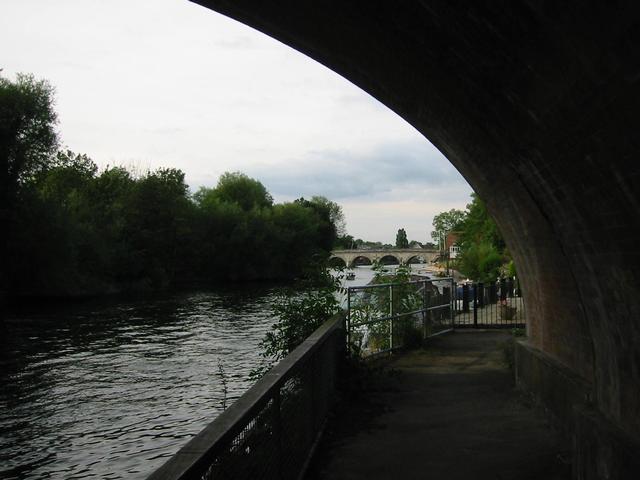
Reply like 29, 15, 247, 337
1, 0, 472, 244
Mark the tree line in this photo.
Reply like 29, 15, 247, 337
1, 74, 343, 298
431, 193, 515, 282
335, 229, 434, 250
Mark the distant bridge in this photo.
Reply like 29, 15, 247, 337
329, 248, 440, 267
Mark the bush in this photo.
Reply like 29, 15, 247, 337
250, 270, 343, 379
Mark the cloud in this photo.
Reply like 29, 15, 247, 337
247, 139, 470, 201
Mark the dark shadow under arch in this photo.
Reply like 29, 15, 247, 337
378, 255, 400, 266
192, 1, 640, 471
327, 257, 346, 268
351, 256, 372, 267
406, 255, 426, 265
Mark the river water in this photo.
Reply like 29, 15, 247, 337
0, 287, 282, 480
0, 265, 426, 479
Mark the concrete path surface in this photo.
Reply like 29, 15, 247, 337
308, 331, 570, 480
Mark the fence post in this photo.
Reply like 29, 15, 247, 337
478, 282, 484, 308
473, 283, 478, 328
462, 283, 469, 312
346, 287, 351, 351
450, 279, 455, 328
489, 282, 497, 304
389, 284, 394, 350
422, 280, 427, 339
273, 389, 284, 480
310, 352, 317, 431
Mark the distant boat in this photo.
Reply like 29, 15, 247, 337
346, 271, 356, 280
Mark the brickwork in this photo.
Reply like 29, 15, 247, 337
194, 0, 640, 473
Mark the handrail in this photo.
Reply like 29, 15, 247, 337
148, 312, 345, 480
347, 276, 454, 290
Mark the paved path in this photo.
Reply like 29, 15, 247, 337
309, 331, 570, 480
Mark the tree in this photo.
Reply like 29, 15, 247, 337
334, 234, 355, 249
457, 241, 503, 283
309, 195, 346, 237
459, 193, 504, 251
455, 193, 507, 282
395, 228, 409, 248
212, 171, 273, 211
431, 209, 466, 244
1, 73, 58, 202
1, 71, 351, 296
1, 73, 59, 297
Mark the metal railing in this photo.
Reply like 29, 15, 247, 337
147, 313, 345, 480
346, 277, 454, 357
452, 277, 526, 328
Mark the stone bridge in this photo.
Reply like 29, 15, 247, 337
329, 248, 440, 267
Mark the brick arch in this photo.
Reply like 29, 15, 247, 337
193, 2, 640, 472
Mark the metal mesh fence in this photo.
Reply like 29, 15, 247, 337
201, 398, 279, 480
347, 278, 455, 357
148, 314, 344, 480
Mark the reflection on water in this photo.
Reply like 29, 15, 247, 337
0, 288, 278, 479
339, 263, 436, 286
335, 263, 436, 306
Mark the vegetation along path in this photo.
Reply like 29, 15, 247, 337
309, 331, 570, 480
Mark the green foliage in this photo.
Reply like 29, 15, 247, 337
308, 195, 346, 237
1, 74, 345, 298
292, 196, 339, 253
457, 241, 503, 283
395, 228, 409, 248
353, 239, 393, 249
505, 259, 518, 277
432, 193, 514, 282
251, 270, 343, 378
334, 234, 356, 249
455, 194, 508, 282
1, 73, 59, 292
459, 193, 505, 252
7, 152, 344, 296
0, 73, 59, 200
431, 209, 466, 243
210, 171, 273, 210
348, 263, 424, 354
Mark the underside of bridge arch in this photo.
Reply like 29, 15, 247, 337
406, 255, 426, 265
327, 256, 346, 268
351, 256, 372, 267
194, 1, 640, 475
378, 255, 400, 266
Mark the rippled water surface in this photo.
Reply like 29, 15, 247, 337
0, 288, 279, 479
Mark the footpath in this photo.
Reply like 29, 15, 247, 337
309, 331, 570, 480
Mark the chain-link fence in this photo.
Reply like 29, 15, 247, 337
147, 313, 345, 480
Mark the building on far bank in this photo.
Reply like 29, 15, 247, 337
445, 231, 461, 259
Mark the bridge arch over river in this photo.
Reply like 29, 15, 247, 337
188, 2, 640, 475
329, 249, 439, 268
